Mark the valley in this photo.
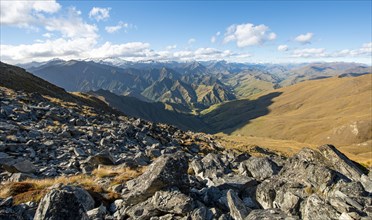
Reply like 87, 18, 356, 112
19, 60, 372, 165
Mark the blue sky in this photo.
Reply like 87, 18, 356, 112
1, 0, 371, 64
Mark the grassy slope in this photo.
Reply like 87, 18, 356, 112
202, 74, 372, 164
228, 75, 277, 98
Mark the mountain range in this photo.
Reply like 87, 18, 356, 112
23, 59, 370, 113
6, 59, 372, 164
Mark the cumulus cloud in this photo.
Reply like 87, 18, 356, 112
89, 7, 110, 21
360, 42, 372, 54
172, 48, 250, 62
290, 42, 372, 59
0, 2, 252, 63
188, 38, 196, 45
223, 23, 276, 47
105, 21, 131, 33
295, 32, 313, 44
291, 48, 326, 58
89, 42, 151, 59
1, 37, 97, 62
277, 45, 289, 52
0, 4, 101, 63
333, 42, 372, 57
43, 7, 98, 40
0, 0, 61, 28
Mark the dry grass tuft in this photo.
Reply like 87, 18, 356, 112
0, 175, 101, 204
304, 185, 315, 195
112, 166, 146, 185
13, 189, 48, 205
0, 182, 35, 198
0, 166, 147, 205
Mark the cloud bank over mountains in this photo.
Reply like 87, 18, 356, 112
0, 0, 371, 64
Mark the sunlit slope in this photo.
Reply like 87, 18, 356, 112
202, 74, 372, 146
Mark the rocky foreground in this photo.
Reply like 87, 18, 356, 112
0, 86, 372, 220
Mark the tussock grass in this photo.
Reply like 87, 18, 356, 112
112, 167, 146, 185
0, 175, 97, 204
0, 166, 145, 205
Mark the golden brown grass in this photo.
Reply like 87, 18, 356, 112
216, 134, 315, 157
111, 167, 146, 185
204, 75, 372, 164
304, 185, 315, 195
0, 175, 98, 204
217, 134, 372, 166
0, 166, 146, 205
204, 75, 372, 146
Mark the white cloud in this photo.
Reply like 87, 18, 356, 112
332, 42, 372, 57
211, 36, 217, 43
165, 44, 177, 50
223, 23, 276, 47
290, 42, 372, 59
33, 1, 61, 13
42, 33, 53, 38
1, 38, 97, 62
277, 45, 289, 52
210, 31, 221, 43
172, 48, 250, 62
90, 42, 151, 59
295, 32, 313, 44
89, 7, 110, 21
43, 7, 98, 40
291, 48, 326, 58
0, 0, 61, 28
105, 21, 130, 33
188, 38, 196, 44
360, 42, 372, 54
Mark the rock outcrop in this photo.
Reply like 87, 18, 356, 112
34, 186, 93, 220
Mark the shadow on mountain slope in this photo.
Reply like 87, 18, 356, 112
90, 89, 208, 131
200, 92, 282, 135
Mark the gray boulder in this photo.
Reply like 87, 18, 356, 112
152, 189, 194, 214
87, 205, 106, 220
0, 159, 36, 173
361, 174, 372, 193
226, 190, 250, 220
125, 197, 160, 220
86, 150, 115, 166
34, 186, 91, 220
191, 206, 214, 220
246, 209, 299, 220
9, 173, 37, 182
256, 177, 305, 210
300, 194, 339, 220
191, 153, 230, 181
318, 144, 364, 182
278, 148, 343, 191
239, 157, 280, 181
123, 152, 189, 205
